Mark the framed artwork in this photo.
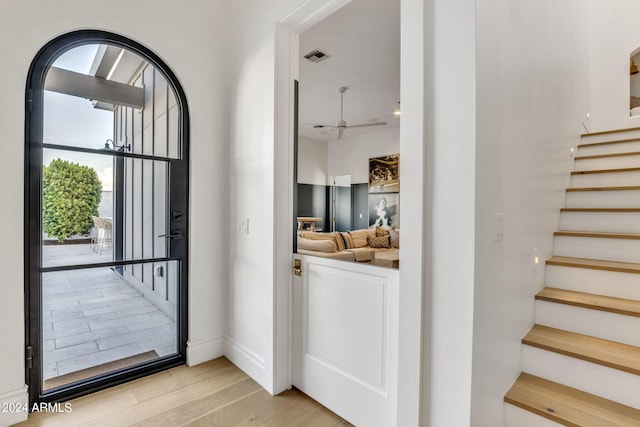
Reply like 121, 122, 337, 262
369, 154, 399, 193
368, 193, 399, 229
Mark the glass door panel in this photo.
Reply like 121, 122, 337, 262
27, 37, 188, 405
42, 260, 179, 391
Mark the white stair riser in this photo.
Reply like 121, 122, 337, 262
504, 403, 563, 427
565, 190, 640, 208
570, 171, 640, 188
535, 300, 640, 347
578, 140, 640, 157
554, 235, 640, 263
574, 155, 640, 171
559, 211, 640, 233
581, 129, 640, 144
545, 265, 640, 300
522, 345, 640, 409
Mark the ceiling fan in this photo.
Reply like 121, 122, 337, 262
312, 86, 387, 139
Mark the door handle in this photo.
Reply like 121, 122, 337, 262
158, 230, 183, 240
293, 258, 302, 276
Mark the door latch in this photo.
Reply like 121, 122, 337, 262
293, 259, 302, 276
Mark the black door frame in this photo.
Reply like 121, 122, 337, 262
24, 30, 190, 405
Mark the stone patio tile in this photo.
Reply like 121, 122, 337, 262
126, 314, 173, 332
96, 325, 175, 351
52, 312, 118, 331
51, 300, 113, 315
80, 293, 137, 305
114, 304, 160, 319
45, 341, 99, 364
55, 326, 130, 349
44, 299, 81, 310
44, 310, 84, 324
155, 345, 177, 357
89, 313, 151, 330
44, 362, 58, 380
45, 287, 107, 301
100, 287, 141, 298
44, 322, 90, 339
56, 342, 146, 376
108, 295, 151, 309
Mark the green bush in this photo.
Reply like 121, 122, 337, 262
43, 159, 102, 241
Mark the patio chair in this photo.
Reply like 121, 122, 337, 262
90, 216, 101, 253
91, 217, 113, 254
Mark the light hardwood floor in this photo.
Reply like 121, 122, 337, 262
16, 357, 352, 427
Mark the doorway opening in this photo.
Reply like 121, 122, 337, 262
25, 30, 189, 405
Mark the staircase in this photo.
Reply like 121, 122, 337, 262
504, 128, 640, 426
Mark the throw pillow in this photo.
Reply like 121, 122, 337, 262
388, 226, 400, 248
301, 231, 334, 241
368, 235, 390, 248
376, 226, 389, 237
340, 232, 355, 249
334, 233, 346, 251
349, 229, 374, 248
297, 237, 337, 253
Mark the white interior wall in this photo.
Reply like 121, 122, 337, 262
421, 0, 476, 424
0, 2, 229, 424
297, 136, 327, 185
472, 1, 591, 426
226, 0, 307, 393
589, 0, 640, 131
327, 126, 400, 184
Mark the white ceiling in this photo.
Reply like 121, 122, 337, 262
298, 0, 400, 142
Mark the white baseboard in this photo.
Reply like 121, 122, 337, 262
186, 336, 224, 366
0, 385, 28, 427
224, 335, 270, 392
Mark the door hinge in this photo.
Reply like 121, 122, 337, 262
26, 89, 33, 112
25, 345, 33, 370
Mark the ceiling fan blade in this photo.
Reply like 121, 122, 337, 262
303, 123, 339, 129
338, 128, 344, 139
347, 121, 388, 129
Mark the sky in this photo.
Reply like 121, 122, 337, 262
43, 44, 115, 191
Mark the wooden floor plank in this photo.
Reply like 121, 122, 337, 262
15, 357, 351, 427
536, 287, 640, 317
523, 325, 640, 375
505, 373, 640, 426
130, 378, 262, 427
546, 256, 640, 274
84, 367, 250, 426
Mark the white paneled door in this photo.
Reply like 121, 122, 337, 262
292, 255, 399, 427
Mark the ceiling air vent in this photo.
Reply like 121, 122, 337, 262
304, 49, 331, 63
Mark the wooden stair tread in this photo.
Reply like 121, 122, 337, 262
523, 325, 640, 375
582, 126, 640, 138
578, 136, 640, 148
571, 167, 640, 175
505, 372, 640, 426
575, 150, 640, 160
536, 287, 640, 317
566, 185, 640, 192
554, 230, 640, 240
546, 256, 640, 274
560, 207, 640, 212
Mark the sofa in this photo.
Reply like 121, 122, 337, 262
297, 226, 399, 263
